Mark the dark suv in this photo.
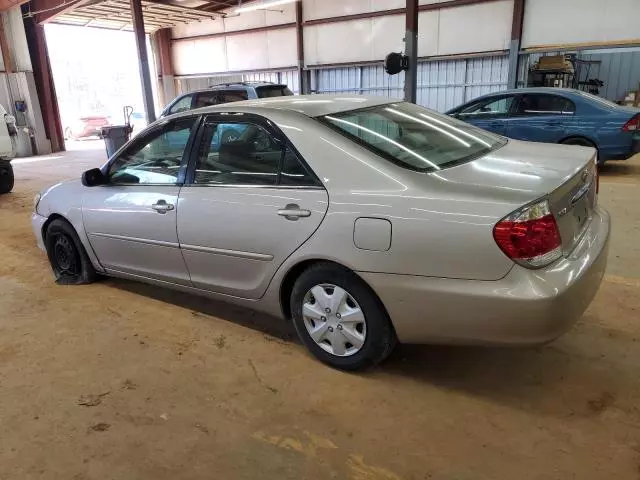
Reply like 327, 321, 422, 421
160, 82, 294, 117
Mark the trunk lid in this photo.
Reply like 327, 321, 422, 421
434, 138, 597, 255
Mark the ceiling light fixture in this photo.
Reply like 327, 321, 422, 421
235, 0, 297, 14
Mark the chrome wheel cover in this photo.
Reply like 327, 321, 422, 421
302, 283, 367, 357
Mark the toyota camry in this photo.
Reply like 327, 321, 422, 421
32, 95, 610, 370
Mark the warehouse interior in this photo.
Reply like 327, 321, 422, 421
0, 0, 640, 478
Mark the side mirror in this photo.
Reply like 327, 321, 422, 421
81, 168, 106, 187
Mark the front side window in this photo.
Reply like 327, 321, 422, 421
108, 117, 197, 185
322, 102, 505, 172
459, 96, 514, 117
516, 94, 575, 115
168, 95, 193, 115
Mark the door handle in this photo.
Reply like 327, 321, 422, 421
151, 200, 175, 214
277, 203, 311, 221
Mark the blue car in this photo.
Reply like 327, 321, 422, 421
447, 88, 640, 164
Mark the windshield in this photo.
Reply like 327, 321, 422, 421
256, 86, 294, 98
321, 102, 505, 171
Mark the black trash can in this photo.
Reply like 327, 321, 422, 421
101, 125, 132, 158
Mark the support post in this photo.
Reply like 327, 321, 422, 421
153, 28, 175, 107
131, 0, 156, 123
404, 0, 418, 103
295, 0, 310, 94
507, 0, 525, 89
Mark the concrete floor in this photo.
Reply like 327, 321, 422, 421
1, 140, 640, 479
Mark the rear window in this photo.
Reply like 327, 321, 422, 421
256, 86, 294, 98
321, 102, 505, 172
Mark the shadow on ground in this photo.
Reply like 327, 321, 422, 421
104, 277, 298, 342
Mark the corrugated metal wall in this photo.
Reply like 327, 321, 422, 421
176, 69, 300, 96
314, 55, 509, 112
517, 48, 640, 102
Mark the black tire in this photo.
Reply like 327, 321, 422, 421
45, 218, 97, 285
290, 263, 397, 371
0, 162, 13, 194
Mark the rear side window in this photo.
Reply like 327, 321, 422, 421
194, 92, 219, 108
218, 90, 249, 103
256, 86, 294, 98
321, 102, 505, 172
516, 94, 575, 115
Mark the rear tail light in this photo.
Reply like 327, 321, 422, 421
493, 200, 562, 268
622, 114, 640, 132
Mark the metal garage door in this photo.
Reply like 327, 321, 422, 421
314, 55, 509, 112
176, 69, 300, 96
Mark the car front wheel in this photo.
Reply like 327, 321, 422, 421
45, 218, 97, 285
0, 162, 13, 194
290, 263, 397, 370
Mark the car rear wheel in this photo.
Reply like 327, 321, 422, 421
290, 263, 396, 370
0, 162, 13, 194
45, 218, 97, 285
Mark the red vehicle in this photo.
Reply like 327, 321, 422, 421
64, 115, 111, 140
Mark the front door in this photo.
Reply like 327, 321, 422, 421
505, 93, 576, 143
456, 94, 515, 135
177, 114, 329, 299
82, 116, 198, 285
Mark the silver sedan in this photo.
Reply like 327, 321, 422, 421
31, 95, 610, 370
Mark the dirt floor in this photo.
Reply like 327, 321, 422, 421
1, 140, 640, 480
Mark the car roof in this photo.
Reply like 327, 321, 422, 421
183, 82, 288, 94
185, 94, 399, 118
474, 87, 582, 99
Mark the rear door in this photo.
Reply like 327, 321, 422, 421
506, 93, 576, 143
455, 95, 516, 135
177, 113, 329, 299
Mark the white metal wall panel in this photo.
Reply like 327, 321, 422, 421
464, 56, 509, 101
437, 0, 512, 55
416, 59, 467, 112
303, 0, 405, 21
522, 0, 640, 49
304, 1, 513, 65
172, 3, 295, 38
315, 55, 508, 112
173, 28, 296, 76
362, 65, 404, 98
176, 69, 300, 97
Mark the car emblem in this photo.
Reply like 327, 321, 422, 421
581, 170, 589, 182
557, 206, 568, 217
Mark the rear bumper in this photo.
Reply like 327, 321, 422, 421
600, 134, 640, 161
359, 207, 610, 345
